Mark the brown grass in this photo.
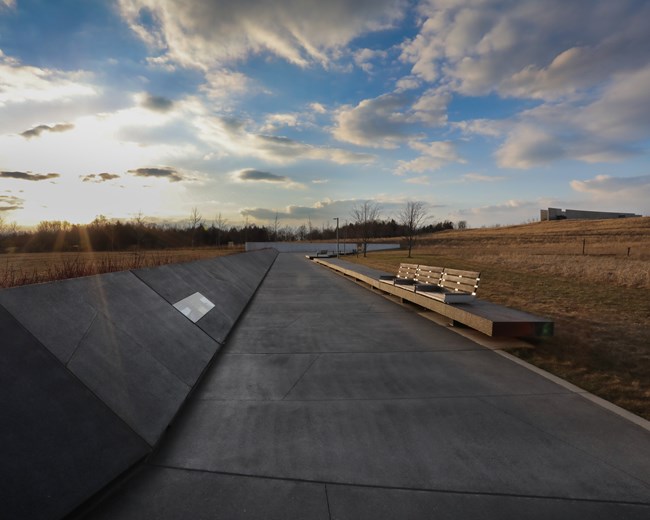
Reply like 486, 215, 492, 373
0, 247, 243, 288
349, 217, 650, 420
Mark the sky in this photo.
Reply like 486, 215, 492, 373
1, 0, 649, 229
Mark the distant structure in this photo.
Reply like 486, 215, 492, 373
540, 207, 642, 221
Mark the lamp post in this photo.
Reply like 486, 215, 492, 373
333, 217, 339, 257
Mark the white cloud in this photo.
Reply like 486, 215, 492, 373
408, 88, 450, 125
261, 113, 299, 132
0, 0, 16, 9
462, 173, 505, 182
397, 140, 464, 174
402, 0, 650, 102
200, 69, 250, 99
0, 50, 96, 107
395, 76, 421, 91
333, 93, 415, 148
570, 174, 650, 210
496, 65, 650, 168
405, 175, 430, 185
310, 102, 327, 114
452, 119, 503, 138
333, 89, 450, 148
118, 0, 406, 70
189, 106, 374, 165
353, 48, 388, 73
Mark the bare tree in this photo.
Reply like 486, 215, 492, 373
399, 200, 429, 258
350, 200, 381, 257
132, 211, 146, 251
272, 212, 280, 241
189, 207, 203, 248
214, 212, 228, 247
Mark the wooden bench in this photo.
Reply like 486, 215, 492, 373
415, 266, 480, 304
379, 263, 418, 287
382, 264, 480, 304
311, 258, 554, 337
305, 249, 332, 259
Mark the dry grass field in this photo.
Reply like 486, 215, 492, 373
349, 217, 650, 420
0, 247, 243, 288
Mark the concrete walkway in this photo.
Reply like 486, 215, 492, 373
86, 253, 650, 519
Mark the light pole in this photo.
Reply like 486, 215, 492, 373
333, 217, 339, 257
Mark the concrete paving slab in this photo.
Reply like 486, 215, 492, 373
85, 466, 329, 520
68, 312, 190, 446
153, 398, 650, 502
327, 484, 650, 520
0, 305, 149, 520
283, 351, 567, 400
227, 309, 479, 353
482, 394, 650, 486
195, 353, 319, 400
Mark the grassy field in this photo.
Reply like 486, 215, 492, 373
348, 217, 650, 420
0, 247, 243, 288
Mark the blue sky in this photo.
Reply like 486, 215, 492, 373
1, 0, 649, 228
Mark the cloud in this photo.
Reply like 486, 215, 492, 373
141, 93, 174, 112
310, 102, 327, 114
0, 50, 96, 106
194, 113, 374, 164
0, 171, 60, 181
81, 173, 121, 183
396, 140, 464, 174
261, 113, 299, 132
20, 123, 74, 139
200, 69, 250, 99
235, 169, 287, 182
395, 76, 421, 91
401, 0, 650, 102
333, 92, 415, 148
571, 174, 650, 203
452, 119, 503, 138
462, 173, 505, 182
127, 167, 183, 182
231, 168, 305, 189
333, 89, 449, 148
405, 176, 430, 185
0, 194, 23, 212
118, 0, 406, 70
312, 179, 329, 184
353, 48, 388, 73
496, 65, 650, 168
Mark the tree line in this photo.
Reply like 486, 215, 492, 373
0, 204, 461, 254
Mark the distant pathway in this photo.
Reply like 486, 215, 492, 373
87, 253, 650, 519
